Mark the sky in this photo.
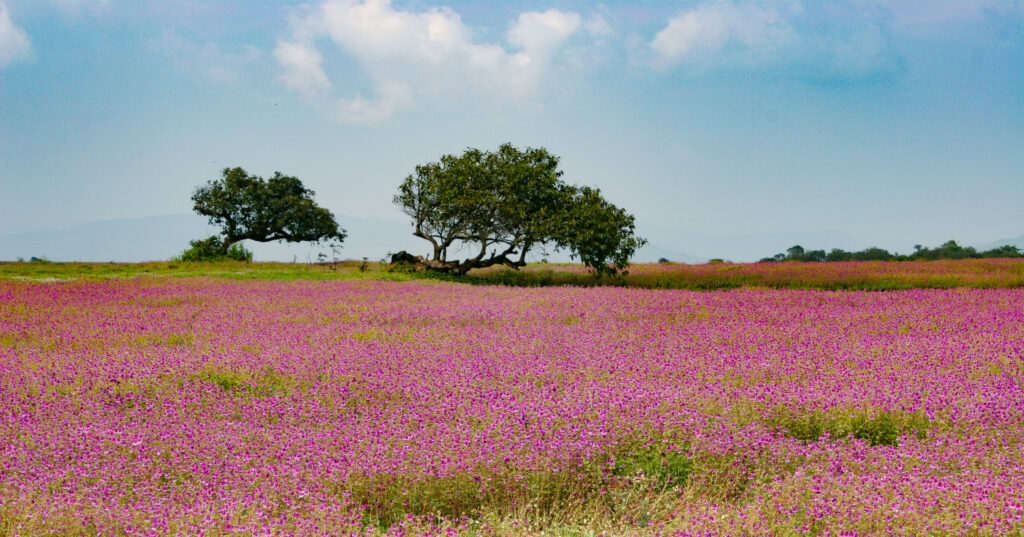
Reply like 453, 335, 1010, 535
1, 0, 1023, 261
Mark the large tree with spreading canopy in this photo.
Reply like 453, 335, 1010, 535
191, 167, 345, 255
393, 144, 645, 275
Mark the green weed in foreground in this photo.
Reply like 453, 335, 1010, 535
764, 407, 934, 446
344, 442, 695, 532
193, 366, 304, 398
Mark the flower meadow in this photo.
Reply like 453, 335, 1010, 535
1, 277, 1023, 536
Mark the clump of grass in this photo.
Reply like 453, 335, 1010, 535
344, 467, 598, 530
158, 333, 193, 346
612, 444, 693, 491
340, 437, 696, 532
195, 367, 298, 397
764, 407, 932, 446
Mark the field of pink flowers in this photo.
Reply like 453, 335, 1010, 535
2, 277, 1023, 536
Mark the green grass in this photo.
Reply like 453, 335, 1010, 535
3, 258, 1024, 290
763, 407, 934, 447
0, 260, 417, 282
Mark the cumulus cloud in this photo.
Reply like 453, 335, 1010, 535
650, 0, 904, 79
584, 14, 614, 38
275, 0, 584, 124
159, 31, 261, 84
508, 10, 581, 55
275, 40, 331, 95
0, 1, 30, 67
651, 1, 797, 67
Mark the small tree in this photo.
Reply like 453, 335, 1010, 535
393, 144, 645, 275
786, 245, 805, 260
191, 167, 346, 256
557, 186, 645, 276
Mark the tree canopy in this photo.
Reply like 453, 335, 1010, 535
192, 167, 346, 254
759, 240, 1022, 263
394, 144, 645, 275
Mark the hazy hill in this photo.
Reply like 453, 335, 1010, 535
639, 225, 871, 263
0, 214, 422, 263
976, 235, 1024, 252
3, 214, 1016, 265
0, 214, 702, 264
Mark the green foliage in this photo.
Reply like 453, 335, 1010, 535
850, 247, 896, 261
559, 186, 645, 276
911, 240, 1022, 260
395, 143, 645, 275
825, 248, 853, 262
177, 236, 252, 262
765, 240, 1023, 263
196, 367, 296, 398
765, 245, 893, 263
5, 258, 1024, 290
192, 167, 346, 254
979, 244, 1024, 258
613, 445, 693, 491
766, 408, 931, 447
344, 442, 691, 531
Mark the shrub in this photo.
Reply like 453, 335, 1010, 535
178, 236, 252, 262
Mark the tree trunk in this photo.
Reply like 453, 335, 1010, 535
388, 251, 527, 275
220, 237, 235, 255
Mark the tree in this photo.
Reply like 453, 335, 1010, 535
851, 247, 895, 261
825, 248, 852, 262
558, 186, 645, 275
393, 143, 645, 275
191, 167, 346, 255
803, 249, 826, 262
980, 244, 1023, 258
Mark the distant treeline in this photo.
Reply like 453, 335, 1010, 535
760, 240, 1023, 263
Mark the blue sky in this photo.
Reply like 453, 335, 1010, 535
1, 0, 1023, 260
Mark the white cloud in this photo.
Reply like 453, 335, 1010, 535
159, 31, 261, 84
584, 14, 614, 38
274, 40, 331, 95
275, 0, 584, 124
0, 1, 30, 67
651, 1, 797, 66
650, 0, 903, 78
337, 82, 412, 123
651, 0, 1022, 75
508, 9, 581, 56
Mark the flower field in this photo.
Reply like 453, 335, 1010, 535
2, 276, 1023, 535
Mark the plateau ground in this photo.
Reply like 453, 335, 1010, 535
1, 262, 1022, 535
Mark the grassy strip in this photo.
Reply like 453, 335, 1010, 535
3, 258, 1024, 290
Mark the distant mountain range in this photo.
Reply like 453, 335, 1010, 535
638, 224, 869, 263
0, 214, 1019, 264
0, 214, 423, 263
977, 235, 1024, 252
